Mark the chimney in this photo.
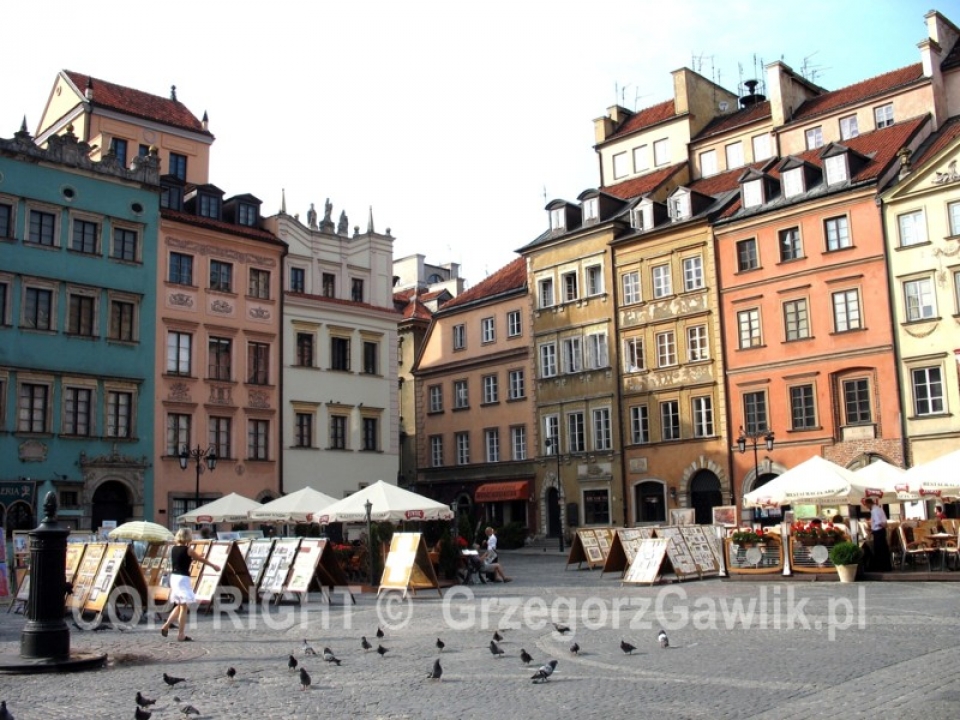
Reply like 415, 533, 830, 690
170, 85, 177, 101
85, 78, 93, 100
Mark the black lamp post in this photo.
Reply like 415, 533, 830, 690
546, 437, 564, 552
364, 499, 374, 586
179, 444, 217, 511
737, 426, 775, 500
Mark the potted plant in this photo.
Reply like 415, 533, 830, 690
792, 521, 846, 546
731, 528, 764, 547
828, 540, 864, 582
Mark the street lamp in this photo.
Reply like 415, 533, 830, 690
737, 426, 775, 499
364, 499, 374, 586
179, 444, 217, 511
546, 437, 564, 552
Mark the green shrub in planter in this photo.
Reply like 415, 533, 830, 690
828, 540, 864, 566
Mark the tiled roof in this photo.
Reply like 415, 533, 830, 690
161, 209, 286, 247
290, 291, 399, 316
396, 296, 434, 321
602, 162, 687, 200
64, 70, 211, 136
688, 163, 762, 196
791, 64, 924, 122
439, 257, 526, 311
607, 100, 675, 140
908, 115, 960, 168
695, 101, 771, 140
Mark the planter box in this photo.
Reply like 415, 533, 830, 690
790, 537, 839, 574
724, 538, 783, 575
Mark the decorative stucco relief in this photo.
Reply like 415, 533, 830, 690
167, 236, 277, 267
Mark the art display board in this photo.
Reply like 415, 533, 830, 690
377, 532, 441, 598
83, 542, 148, 615
259, 538, 301, 594
65, 544, 86, 586
243, 538, 275, 588
565, 528, 615, 569
194, 541, 253, 604
601, 528, 650, 577
188, 540, 212, 588
140, 543, 171, 588
284, 539, 351, 600
679, 526, 720, 577
622, 538, 671, 585
652, 526, 700, 580
67, 542, 107, 610
15, 571, 30, 603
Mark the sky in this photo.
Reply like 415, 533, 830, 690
0, 0, 943, 287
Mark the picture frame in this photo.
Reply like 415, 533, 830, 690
712, 505, 738, 527
670, 509, 695, 526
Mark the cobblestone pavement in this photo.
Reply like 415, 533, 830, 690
1, 550, 957, 719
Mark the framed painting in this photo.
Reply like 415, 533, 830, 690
712, 505, 738, 527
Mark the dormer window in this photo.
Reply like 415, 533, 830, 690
668, 190, 691, 222
824, 154, 849, 185
583, 197, 599, 222
742, 179, 763, 209
198, 193, 220, 219
782, 168, 804, 198
550, 207, 565, 231
238, 202, 258, 227
160, 176, 183, 211
631, 199, 653, 231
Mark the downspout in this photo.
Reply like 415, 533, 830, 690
610, 237, 630, 526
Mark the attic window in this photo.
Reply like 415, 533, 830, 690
782, 168, 804, 198
668, 191, 690, 222
583, 197, 599, 222
550, 208, 565, 231
742, 179, 763, 209
824, 154, 849, 185
238, 202, 258, 226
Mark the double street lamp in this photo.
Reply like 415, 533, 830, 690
737, 426, 775, 500
545, 436, 564, 552
179, 444, 218, 510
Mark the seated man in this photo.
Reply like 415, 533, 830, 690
480, 526, 512, 583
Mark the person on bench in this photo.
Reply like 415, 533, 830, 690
480, 527, 512, 583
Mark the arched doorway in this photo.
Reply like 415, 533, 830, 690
5, 501, 34, 538
546, 487, 562, 537
91, 481, 132, 530
635, 481, 666, 524
690, 470, 723, 525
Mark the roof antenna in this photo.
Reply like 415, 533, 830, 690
170, 85, 177, 101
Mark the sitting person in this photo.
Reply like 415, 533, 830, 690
480, 526, 512, 582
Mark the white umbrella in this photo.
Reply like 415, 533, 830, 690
177, 492, 261, 524
248, 487, 338, 523
742, 456, 865, 507
903, 448, 960, 499
853, 459, 913, 501
108, 521, 174, 543
314, 480, 454, 523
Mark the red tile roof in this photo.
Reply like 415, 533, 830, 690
602, 162, 687, 200
161, 209, 286, 247
908, 115, 960, 168
607, 100, 675, 140
791, 64, 925, 122
695, 101, 771, 140
688, 163, 760, 196
291, 291, 399, 316
64, 70, 211, 136
439, 257, 526, 311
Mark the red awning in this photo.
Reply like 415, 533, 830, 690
474, 481, 530, 503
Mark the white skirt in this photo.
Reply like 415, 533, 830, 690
169, 574, 196, 605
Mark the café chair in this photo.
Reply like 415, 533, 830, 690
897, 523, 935, 571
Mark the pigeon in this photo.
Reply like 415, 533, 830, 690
519, 648, 533, 665
376, 626, 384, 639
226, 667, 236, 680
288, 654, 298, 671
134, 708, 151, 720
323, 647, 342, 666
489, 640, 504, 658
0, 701, 12, 720
361, 636, 372, 652
377, 644, 389, 657
136, 692, 156, 708
658, 630, 669, 649
493, 630, 503, 642
427, 658, 443, 680
299, 667, 311, 691
569, 642, 580, 655
179, 705, 200, 716
552, 623, 570, 634
303, 639, 317, 656
620, 639, 637, 655
531, 659, 558, 683
163, 672, 186, 687
436, 637, 445, 652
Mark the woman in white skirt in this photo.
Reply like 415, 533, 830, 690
160, 528, 220, 641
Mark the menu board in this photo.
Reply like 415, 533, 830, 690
259, 538, 300, 594
680, 526, 720, 577
622, 538, 669, 585
653, 526, 699, 579
86, 543, 130, 612
194, 542, 233, 602
245, 538, 275, 587
286, 539, 324, 593
65, 544, 86, 586
68, 542, 106, 609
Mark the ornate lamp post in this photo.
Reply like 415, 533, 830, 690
364, 499, 374, 586
546, 437, 564, 552
737, 426, 775, 502
179, 445, 218, 511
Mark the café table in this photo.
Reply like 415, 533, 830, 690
924, 533, 955, 571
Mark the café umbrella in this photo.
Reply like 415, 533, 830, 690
176, 492, 261, 524
742, 456, 868, 507
314, 480, 454, 523
902, 448, 960, 499
107, 521, 174, 543
247, 487, 338, 523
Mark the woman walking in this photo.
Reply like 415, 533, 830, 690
160, 528, 220, 641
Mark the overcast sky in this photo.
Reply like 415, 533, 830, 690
0, 0, 941, 288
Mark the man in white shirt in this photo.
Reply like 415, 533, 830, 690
864, 498, 891, 572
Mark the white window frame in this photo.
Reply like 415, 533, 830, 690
949, 201, 960, 236
682, 256, 703, 291
825, 216, 851, 251
874, 103, 894, 129
656, 330, 677, 367
511, 425, 527, 461
824, 154, 848, 185
593, 408, 612, 451
904, 277, 936, 321
454, 379, 469, 408
912, 367, 945, 416
738, 308, 761, 348
630, 405, 649, 444
561, 337, 583, 374
839, 114, 859, 140
567, 411, 585, 453
507, 309, 522, 337
430, 435, 443, 467
725, 141, 744, 170
782, 167, 804, 198
692, 396, 714, 438
833, 289, 862, 331
455, 432, 470, 465
898, 210, 927, 247
539, 277, 555, 308
508, 369, 525, 399
752, 134, 771, 161
687, 325, 709, 361
652, 264, 672, 298
453, 323, 466, 350
585, 332, 608, 369
660, 400, 680, 441
624, 337, 644, 372
482, 374, 498, 404
586, 265, 603, 296
550, 207, 565, 231
481, 316, 495, 343
742, 179, 763, 208
805, 126, 824, 149
653, 138, 669, 166
539, 342, 557, 378
583, 197, 599, 221
485, 428, 500, 463
613, 152, 629, 180
633, 145, 649, 173
544, 415, 560, 454
429, 385, 443, 413
700, 149, 717, 177
622, 270, 641, 304
562, 271, 579, 302
784, 298, 810, 341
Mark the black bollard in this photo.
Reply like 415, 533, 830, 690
558, 532, 565, 553
20, 491, 71, 659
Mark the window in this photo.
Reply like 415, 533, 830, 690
160, 180, 183, 211
585, 332, 608, 369
550, 207, 565, 231
782, 168, 804, 198
507, 310, 521, 337
430, 436, 443, 467
737, 309, 761, 348
296, 333, 314, 367
824, 216, 851, 250
743, 391, 768, 434
624, 337, 644, 372
331, 336, 350, 371
725, 141, 744, 169
29, 209, 56, 246
362, 417, 378, 451
593, 408, 612, 451
208, 337, 232, 380
544, 415, 560, 453
790, 385, 816, 429
106, 391, 132, 438
784, 299, 810, 341
561, 337, 582, 373
508, 369, 525, 400
62, 387, 92, 436
613, 152, 629, 179
656, 330, 676, 367
485, 429, 500, 462
511, 426, 526, 461
362, 341, 379, 375
248, 342, 269, 384
539, 343, 557, 377
482, 374, 498, 404
833, 290, 862, 331
18, 383, 49, 433
0, 201, 13, 238
290, 267, 305, 293
112, 227, 138, 262
621, 271, 641, 304
630, 405, 649, 444
633, 145, 649, 172
874, 103, 894, 129
824, 154, 848, 185
687, 325, 709, 361
539, 277, 555, 308
169, 252, 193, 285
779, 227, 802, 261
481, 317, 495, 343
429, 385, 443, 413
453, 324, 465, 350
583, 197, 598, 221
567, 412, 585, 453
688, 395, 712, 438
197, 193, 220, 219
316, 272, 334, 298
660, 400, 680, 441
682, 256, 703, 291
562, 271, 578, 301
210, 260, 233, 292
839, 115, 859, 140
23, 287, 53, 330
652, 264, 672, 298
330, 415, 347, 449
238, 203, 257, 227
737, 238, 758, 271
248, 419, 269, 460
904, 278, 936, 321
169, 152, 187, 180
668, 193, 690, 221
166, 413, 190, 455
843, 378, 871, 425
949, 201, 960, 236
805, 126, 824, 149
455, 432, 470, 465
454, 380, 469, 409
67, 293, 96, 336
166, 331, 192, 374
351, 278, 364, 302
0, 280, 6, 326
586, 265, 603, 296
210, 416, 232, 458
653, 138, 669, 166
631, 203, 652, 231
898, 210, 926, 247
71, 219, 98, 254
109, 137, 128, 166
249, 269, 270, 299
912, 367, 944, 416
752, 133, 771, 161
584, 489, 610, 525
700, 149, 717, 177
742, 179, 763, 208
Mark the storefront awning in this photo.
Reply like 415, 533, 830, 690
475, 481, 530, 503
